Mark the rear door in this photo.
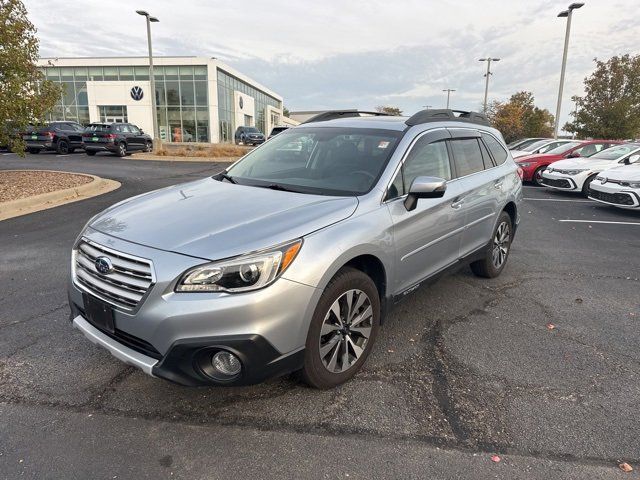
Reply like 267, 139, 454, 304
64, 122, 84, 148
128, 124, 146, 150
448, 129, 502, 256
120, 124, 138, 150
386, 128, 468, 295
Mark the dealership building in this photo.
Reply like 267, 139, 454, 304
37, 56, 291, 143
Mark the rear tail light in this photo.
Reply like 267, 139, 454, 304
517, 167, 524, 180
105, 134, 116, 140
44, 131, 54, 138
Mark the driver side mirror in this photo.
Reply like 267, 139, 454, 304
568, 151, 581, 158
404, 176, 447, 211
626, 154, 640, 165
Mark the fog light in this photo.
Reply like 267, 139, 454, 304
212, 351, 242, 377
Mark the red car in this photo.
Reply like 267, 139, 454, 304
516, 140, 622, 185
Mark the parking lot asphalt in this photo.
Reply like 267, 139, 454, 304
1, 151, 639, 479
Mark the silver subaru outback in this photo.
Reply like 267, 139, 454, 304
68, 109, 522, 389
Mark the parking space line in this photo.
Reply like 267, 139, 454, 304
559, 219, 640, 226
524, 198, 592, 203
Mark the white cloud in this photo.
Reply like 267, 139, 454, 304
25, 0, 640, 131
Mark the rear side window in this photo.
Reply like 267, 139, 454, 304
450, 139, 485, 177
481, 133, 508, 165
84, 124, 110, 133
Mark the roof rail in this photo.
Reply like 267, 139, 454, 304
302, 110, 391, 124
405, 109, 490, 127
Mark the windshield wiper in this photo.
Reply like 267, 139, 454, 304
260, 183, 299, 193
217, 172, 237, 184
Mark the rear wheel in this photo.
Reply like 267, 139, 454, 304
86, 150, 96, 156
28, 148, 39, 154
301, 267, 380, 389
116, 142, 127, 157
56, 140, 69, 155
532, 166, 546, 186
471, 211, 513, 278
582, 174, 598, 197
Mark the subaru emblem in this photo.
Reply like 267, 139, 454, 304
95, 256, 114, 275
130, 86, 144, 101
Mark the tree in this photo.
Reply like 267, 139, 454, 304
282, 106, 290, 117
486, 91, 554, 143
0, 0, 61, 155
564, 55, 640, 140
375, 106, 403, 116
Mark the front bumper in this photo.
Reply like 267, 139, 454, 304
68, 230, 318, 385
588, 183, 640, 209
540, 171, 579, 191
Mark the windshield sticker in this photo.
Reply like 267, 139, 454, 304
378, 141, 390, 149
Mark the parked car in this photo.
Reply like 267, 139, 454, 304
68, 109, 522, 389
82, 123, 152, 157
543, 143, 640, 196
511, 139, 575, 159
22, 121, 85, 154
268, 126, 289, 139
588, 153, 640, 209
507, 137, 549, 150
235, 126, 265, 145
516, 140, 621, 185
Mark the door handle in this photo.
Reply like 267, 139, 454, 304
451, 199, 464, 210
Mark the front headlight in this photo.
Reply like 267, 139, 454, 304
176, 240, 302, 293
563, 169, 589, 175
518, 162, 532, 167
623, 181, 640, 188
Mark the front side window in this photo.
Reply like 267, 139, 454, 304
450, 139, 485, 177
226, 127, 401, 196
544, 141, 582, 155
572, 142, 608, 157
482, 133, 508, 165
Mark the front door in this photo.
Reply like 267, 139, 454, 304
386, 129, 466, 295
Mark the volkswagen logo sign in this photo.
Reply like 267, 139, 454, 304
130, 86, 144, 101
94, 256, 114, 275
239, 96, 244, 109
601, 177, 607, 184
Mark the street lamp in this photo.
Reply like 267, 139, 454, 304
554, 2, 584, 138
479, 57, 500, 113
136, 10, 160, 149
442, 89, 456, 109
423, 105, 432, 110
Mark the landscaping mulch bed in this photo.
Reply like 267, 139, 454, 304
0, 170, 93, 203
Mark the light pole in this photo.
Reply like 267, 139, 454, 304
554, 2, 584, 139
479, 57, 500, 113
442, 89, 456, 109
423, 105, 432, 110
136, 10, 160, 149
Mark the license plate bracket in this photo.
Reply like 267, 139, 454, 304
83, 293, 115, 333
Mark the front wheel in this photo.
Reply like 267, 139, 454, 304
582, 174, 598, 197
144, 141, 152, 152
470, 211, 513, 278
86, 150, 96, 156
532, 166, 546, 186
301, 267, 380, 389
28, 148, 39, 154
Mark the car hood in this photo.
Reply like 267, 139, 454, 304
549, 157, 619, 171
516, 153, 561, 163
599, 163, 640, 181
89, 177, 358, 260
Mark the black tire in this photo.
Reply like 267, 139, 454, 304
68, 148, 75, 154
86, 150, 96, 156
116, 142, 127, 157
144, 141, 152, 153
56, 140, 69, 155
532, 166, 546, 186
470, 211, 513, 279
301, 267, 380, 389
28, 148, 39, 154
582, 174, 598, 197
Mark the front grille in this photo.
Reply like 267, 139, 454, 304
73, 240, 155, 310
589, 189, 635, 206
542, 177, 572, 188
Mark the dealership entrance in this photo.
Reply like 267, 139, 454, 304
99, 105, 128, 123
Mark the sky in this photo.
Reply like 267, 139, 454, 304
24, 0, 640, 132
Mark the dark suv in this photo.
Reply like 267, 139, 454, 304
234, 126, 265, 145
82, 123, 153, 157
23, 121, 85, 154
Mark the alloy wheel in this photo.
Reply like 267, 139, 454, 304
319, 289, 373, 373
119, 143, 126, 156
492, 221, 510, 269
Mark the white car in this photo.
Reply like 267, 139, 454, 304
511, 139, 574, 159
541, 143, 640, 196
589, 155, 640, 209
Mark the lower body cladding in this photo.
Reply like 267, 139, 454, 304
68, 230, 317, 386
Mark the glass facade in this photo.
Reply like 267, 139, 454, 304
217, 69, 282, 143
40, 64, 210, 142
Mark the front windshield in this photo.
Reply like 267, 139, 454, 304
226, 127, 402, 195
244, 127, 259, 133
590, 144, 640, 161
544, 142, 582, 155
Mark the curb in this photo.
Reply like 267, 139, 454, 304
0, 170, 121, 221
129, 154, 238, 163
